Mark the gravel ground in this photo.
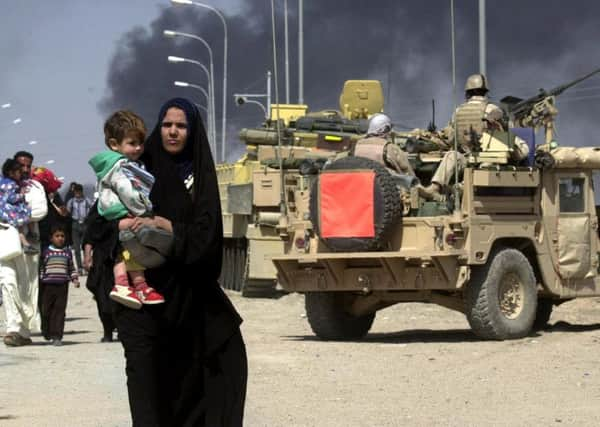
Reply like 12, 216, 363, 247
3, 279, 600, 426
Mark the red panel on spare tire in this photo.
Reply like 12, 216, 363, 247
310, 156, 402, 252
320, 171, 375, 238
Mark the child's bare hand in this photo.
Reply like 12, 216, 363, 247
129, 216, 155, 232
130, 216, 173, 233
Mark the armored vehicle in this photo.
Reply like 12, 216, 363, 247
217, 80, 384, 296
271, 70, 600, 340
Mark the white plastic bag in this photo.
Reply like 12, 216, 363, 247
25, 180, 48, 221
0, 223, 23, 261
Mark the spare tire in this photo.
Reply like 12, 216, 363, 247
309, 156, 402, 251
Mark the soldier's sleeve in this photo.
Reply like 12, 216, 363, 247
439, 124, 455, 150
511, 135, 530, 161
385, 143, 413, 175
484, 103, 506, 129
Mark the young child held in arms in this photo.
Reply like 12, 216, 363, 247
39, 225, 79, 346
0, 158, 38, 253
89, 110, 165, 309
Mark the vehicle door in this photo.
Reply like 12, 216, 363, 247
554, 171, 597, 280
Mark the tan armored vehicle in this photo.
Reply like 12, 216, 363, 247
272, 70, 600, 340
217, 80, 384, 296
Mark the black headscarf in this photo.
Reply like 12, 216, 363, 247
143, 97, 223, 277
142, 97, 240, 356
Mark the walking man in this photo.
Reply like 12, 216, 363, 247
0, 151, 48, 346
66, 183, 92, 275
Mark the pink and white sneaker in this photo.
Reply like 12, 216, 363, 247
110, 284, 142, 309
135, 283, 165, 305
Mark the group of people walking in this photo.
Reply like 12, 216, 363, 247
0, 97, 248, 426
0, 155, 91, 346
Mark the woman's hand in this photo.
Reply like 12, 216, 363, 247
130, 216, 173, 233
83, 254, 93, 271
57, 206, 69, 217
83, 244, 93, 271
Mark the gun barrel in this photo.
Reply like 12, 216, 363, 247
510, 66, 600, 116
552, 66, 600, 96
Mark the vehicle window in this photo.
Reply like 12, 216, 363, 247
559, 177, 585, 213
593, 171, 600, 205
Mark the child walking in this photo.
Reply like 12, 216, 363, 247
0, 158, 38, 253
39, 225, 79, 346
88, 110, 166, 309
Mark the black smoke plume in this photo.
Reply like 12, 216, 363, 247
100, 1, 600, 161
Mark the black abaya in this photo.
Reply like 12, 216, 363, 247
114, 98, 247, 427
82, 202, 118, 338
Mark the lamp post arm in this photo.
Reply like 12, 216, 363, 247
190, 1, 227, 162
243, 99, 268, 118
187, 83, 209, 101
181, 58, 211, 83
165, 30, 217, 149
170, 0, 228, 162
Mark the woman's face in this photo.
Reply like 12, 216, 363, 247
161, 107, 189, 155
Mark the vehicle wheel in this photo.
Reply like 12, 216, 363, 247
236, 242, 247, 291
220, 241, 232, 290
305, 292, 375, 340
466, 247, 537, 340
220, 239, 246, 291
240, 243, 277, 297
309, 156, 402, 252
532, 299, 553, 331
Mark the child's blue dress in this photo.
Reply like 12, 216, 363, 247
0, 177, 31, 227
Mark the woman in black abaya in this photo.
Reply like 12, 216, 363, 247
116, 98, 247, 426
82, 202, 118, 342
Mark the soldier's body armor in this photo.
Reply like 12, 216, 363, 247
454, 100, 488, 151
353, 136, 388, 166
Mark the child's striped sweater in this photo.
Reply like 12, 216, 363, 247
40, 245, 78, 284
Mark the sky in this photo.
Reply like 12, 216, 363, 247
1, 0, 600, 189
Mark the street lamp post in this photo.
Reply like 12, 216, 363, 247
195, 105, 211, 130
194, 103, 209, 124
163, 29, 217, 146
233, 70, 272, 119
168, 55, 216, 156
171, 0, 228, 163
173, 81, 215, 156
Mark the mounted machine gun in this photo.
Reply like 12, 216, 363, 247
501, 67, 600, 145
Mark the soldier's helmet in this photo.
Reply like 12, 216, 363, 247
367, 113, 392, 136
464, 74, 489, 93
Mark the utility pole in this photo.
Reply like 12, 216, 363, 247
298, 0, 304, 104
479, 0, 486, 76
284, 0, 290, 103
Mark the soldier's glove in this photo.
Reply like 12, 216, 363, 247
404, 137, 418, 154
534, 150, 555, 169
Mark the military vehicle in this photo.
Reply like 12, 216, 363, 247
217, 80, 384, 296
271, 69, 600, 340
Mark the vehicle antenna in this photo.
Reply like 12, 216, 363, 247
271, 0, 288, 227
450, 0, 460, 217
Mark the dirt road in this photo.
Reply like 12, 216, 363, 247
2, 280, 600, 426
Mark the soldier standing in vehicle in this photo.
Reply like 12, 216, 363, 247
418, 74, 529, 200
353, 113, 415, 176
